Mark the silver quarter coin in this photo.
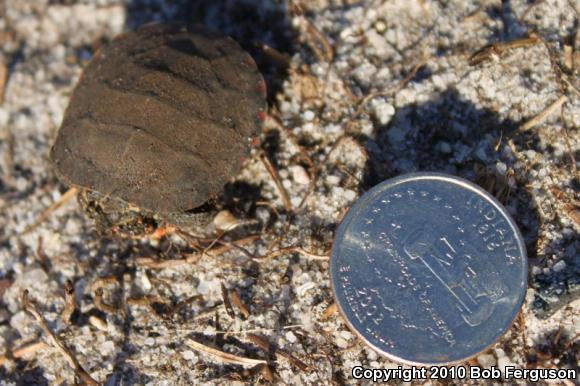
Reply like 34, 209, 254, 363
330, 173, 527, 365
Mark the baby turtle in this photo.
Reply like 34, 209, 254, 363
50, 23, 267, 236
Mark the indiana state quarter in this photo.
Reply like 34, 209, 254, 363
330, 173, 527, 365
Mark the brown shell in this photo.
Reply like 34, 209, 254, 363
51, 23, 266, 214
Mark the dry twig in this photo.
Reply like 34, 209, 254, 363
23, 187, 78, 234
321, 302, 338, 320
61, 280, 76, 324
256, 246, 329, 261
0, 341, 47, 366
221, 283, 235, 319
290, 1, 333, 62
259, 151, 293, 212
0, 60, 7, 105
229, 289, 251, 319
185, 338, 267, 367
247, 333, 310, 371
22, 290, 100, 386
94, 288, 120, 316
135, 235, 259, 269
163, 295, 204, 319
519, 95, 568, 132
468, 35, 541, 66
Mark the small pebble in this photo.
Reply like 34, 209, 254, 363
255, 207, 271, 224
552, 260, 566, 273
374, 20, 386, 33
326, 175, 341, 185
303, 110, 315, 121
477, 353, 496, 367
438, 142, 452, 154
496, 162, 507, 175
99, 341, 116, 356
296, 281, 316, 296
181, 350, 198, 363
370, 98, 395, 125
335, 337, 348, 349
89, 315, 108, 331
213, 210, 238, 231
344, 189, 357, 201
290, 165, 310, 185
497, 356, 512, 374
285, 331, 297, 343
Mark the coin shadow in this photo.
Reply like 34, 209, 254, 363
482, 0, 528, 40
0, 365, 48, 386
361, 87, 545, 286
123, 0, 297, 103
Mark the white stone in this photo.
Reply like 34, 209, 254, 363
552, 260, 566, 272
324, 123, 342, 134
360, 120, 374, 136
290, 196, 302, 208
344, 189, 357, 201
438, 142, 452, 154
0, 108, 9, 127
374, 20, 386, 33
543, 267, 551, 275
331, 186, 345, 198
497, 356, 512, 374
213, 210, 238, 231
303, 110, 315, 121
181, 350, 198, 363
99, 341, 116, 356
285, 331, 297, 343
496, 162, 507, 174
290, 165, 310, 185
477, 353, 496, 367
340, 330, 353, 340
255, 207, 270, 224
296, 281, 315, 296
370, 98, 395, 125
326, 175, 341, 185
278, 169, 289, 179
10, 311, 30, 337
335, 337, 348, 349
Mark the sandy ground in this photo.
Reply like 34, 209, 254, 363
0, 0, 579, 385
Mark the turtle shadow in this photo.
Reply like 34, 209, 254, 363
221, 180, 263, 217
123, 0, 297, 104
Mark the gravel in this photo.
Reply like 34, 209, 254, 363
0, 0, 579, 385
